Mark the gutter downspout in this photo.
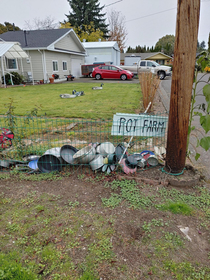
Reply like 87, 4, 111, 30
38, 49, 47, 83
42, 50, 47, 83
29, 55, 34, 86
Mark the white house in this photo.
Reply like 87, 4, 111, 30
82, 40, 120, 66
0, 29, 86, 82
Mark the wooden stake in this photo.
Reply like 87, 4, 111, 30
165, 0, 200, 173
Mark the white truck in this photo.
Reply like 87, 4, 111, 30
120, 60, 172, 80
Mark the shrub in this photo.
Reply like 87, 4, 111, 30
2, 72, 24, 85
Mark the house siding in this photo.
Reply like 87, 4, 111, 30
45, 51, 71, 79
22, 50, 44, 81
85, 47, 118, 64
54, 33, 82, 53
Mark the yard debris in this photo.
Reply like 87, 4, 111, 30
178, 226, 192, 242
92, 83, 104, 90
154, 146, 166, 164
60, 94, 76, 98
66, 123, 78, 130
0, 128, 14, 149
60, 90, 85, 98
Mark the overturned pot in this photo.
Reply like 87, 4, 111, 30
60, 145, 78, 165
38, 147, 62, 173
73, 145, 96, 164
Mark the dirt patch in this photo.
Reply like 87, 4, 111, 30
0, 171, 210, 279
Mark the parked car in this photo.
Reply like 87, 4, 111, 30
92, 65, 134, 80
81, 63, 105, 77
138, 60, 171, 80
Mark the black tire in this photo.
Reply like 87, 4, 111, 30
89, 72, 93, 78
158, 71, 165, 80
95, 74, 101, 80
121, 74, 127, 81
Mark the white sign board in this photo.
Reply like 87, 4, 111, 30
111, 113, 168, 137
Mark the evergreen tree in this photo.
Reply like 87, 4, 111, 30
65, 0, 109, 37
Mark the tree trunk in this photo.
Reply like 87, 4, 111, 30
165, 0, 200, 173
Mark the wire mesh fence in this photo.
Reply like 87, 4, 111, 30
0, 114, 168, 174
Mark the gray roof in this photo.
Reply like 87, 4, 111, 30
121, 52, 172, 60
0, 29, 73, 49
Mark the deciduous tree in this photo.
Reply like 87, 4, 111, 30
107, 9, 127, 52
24, 16, 58, 30
60, 21, 103, 42
0, 22, 21, 34
155, 34, 175, 56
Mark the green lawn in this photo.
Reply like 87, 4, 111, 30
0, 83, 142, 119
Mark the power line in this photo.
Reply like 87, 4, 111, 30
125, 0, 210, 23
126, 7, 176, 23
105, 0, 123, 7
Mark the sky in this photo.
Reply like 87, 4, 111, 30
1, 0, 210, 50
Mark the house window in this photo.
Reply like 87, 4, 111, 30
53, 61, 58, 71
6, 58, 18, 70
63, 61, 67, 71
156, 59, 165, 65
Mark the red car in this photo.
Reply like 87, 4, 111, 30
92, 65, 134, 81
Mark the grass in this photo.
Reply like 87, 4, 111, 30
1, 173, 210, 279
0, 83, 142, 119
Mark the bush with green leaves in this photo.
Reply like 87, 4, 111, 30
187, 51, 210, 160
2, 71, 24, 85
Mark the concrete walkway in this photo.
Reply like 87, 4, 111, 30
159, 78, 210, 181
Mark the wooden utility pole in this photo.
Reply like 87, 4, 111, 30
165, 0, 200, 173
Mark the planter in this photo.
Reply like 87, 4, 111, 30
49, 78, 54, 84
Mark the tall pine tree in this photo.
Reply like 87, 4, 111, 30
65, 0, 109, 38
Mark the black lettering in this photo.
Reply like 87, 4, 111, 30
153, 121, 157, 131
142, 119, 148, 133
147, 120, 153, 132
133, 119, 138, 132
119, 118, 126, 133
126, 119, 132, 132
158, 122, 165, 132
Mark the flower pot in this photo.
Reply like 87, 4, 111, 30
49, 78, 54, 84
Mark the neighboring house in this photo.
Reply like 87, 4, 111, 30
0, 29, 86, 82
82, 40, 120, 66
121, 52, 172, 66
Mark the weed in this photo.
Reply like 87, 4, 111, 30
101, 193, 122, 208
142, 219, 169, 237
79, 270, 99, 280
164, 260, 210, 280
164, 232, 184, 247
88, 238, 115, 263
68, 200, 80, 207
0, 252, 38, 280
0, 173, 11, 180
18, 171, 64, 181
6, 222, 20, 233
88, 202, 96, 207
157, 201, 194, 215
103, 179, 153, 209
78, 174, 85, 180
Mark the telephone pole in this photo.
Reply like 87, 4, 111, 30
165, 0, 200, 173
